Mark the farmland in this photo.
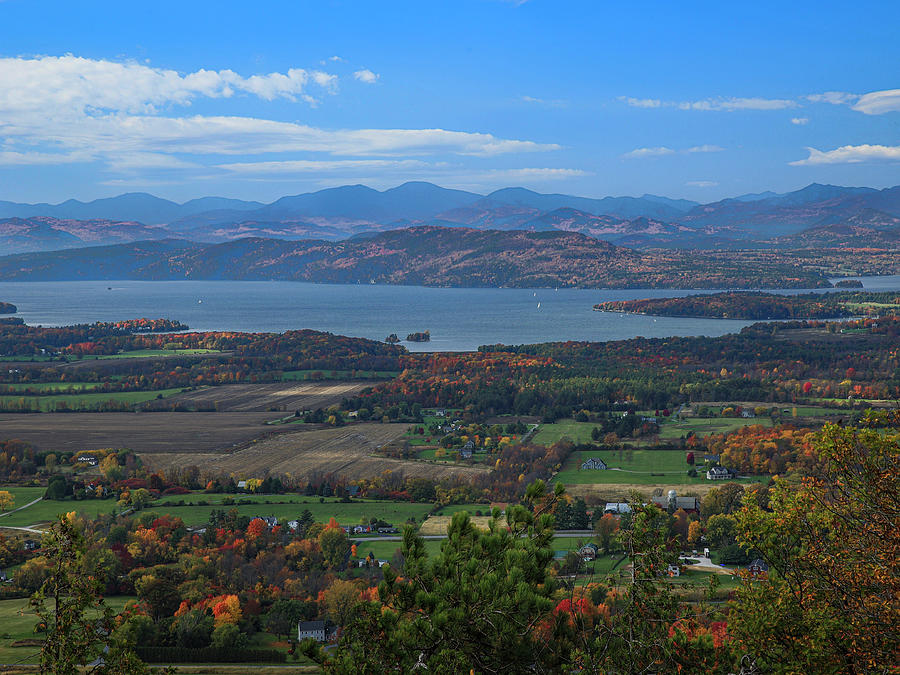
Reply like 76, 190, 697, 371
143, 423, 486, 482
0, 387, 184, 412
165, 381, 377, 413
0, 411, 285, 454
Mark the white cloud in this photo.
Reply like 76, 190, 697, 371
0, 150, 90, 165
520, 95, 567, 107
686, 181, 719, 187
105, 153, 200, 170
791, 117, 809, 125
217, 159, 432, 174
620, 95, 795, 111
353, 69, 379, 84
623, 145, 723, 158
789, 144, 900, 166
0, 55, 337, 113
677, 97, 796, 111
806, 91, 859, 106
852, 89, 900, 115
482, 168, 589, 180
685, 144, 724, 153
0, 55, 558, 170
617, 96, 661, 108
622, 146, 675, 159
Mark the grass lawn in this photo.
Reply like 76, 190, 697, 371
0, 388, 185, 412
353, 538, 444, 561
532, 420, 601, 446
0, 497, 122, 528
0, 486, 46, 511
658, 416, 772, 440
0, 596, 135, 665
557, 448, 704, 485
282, 369, 399, 381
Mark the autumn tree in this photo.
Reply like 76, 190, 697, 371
31, 514, 147, 675
306, 481, 568, 673
321, 579, 363, 627
731, 424, 900, 674
0, 490, 13, 511
318, 519, 350, 569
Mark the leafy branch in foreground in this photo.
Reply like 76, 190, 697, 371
732, 423, 900, 674
31, 513, 149, 675
306, 480, 567, 674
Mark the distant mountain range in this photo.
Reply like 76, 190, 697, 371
0, 181, 899, 254
0, 226, 842, 289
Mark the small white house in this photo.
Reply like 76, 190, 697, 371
604, 502, 632, 515
706, 467, 731, 480
297, 621, 337, 643
581, 457, 608, 471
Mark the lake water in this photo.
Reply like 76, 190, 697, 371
0, 277, 898, 352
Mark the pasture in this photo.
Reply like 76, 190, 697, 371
0, 382, 103, 393
657, 416, 773, 440
0, 387, 184, 412
531, 420, 599, 446
556, 448, 698, 485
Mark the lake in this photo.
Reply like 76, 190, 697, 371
0, 277, 897, 352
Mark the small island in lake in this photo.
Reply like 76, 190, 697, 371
385, 333, 400, 344
406, 330, 431, 342
594, 291, 900, 320
834, 279, 864, 288
0, 301, 17, 314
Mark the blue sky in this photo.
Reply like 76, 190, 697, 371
0, 0, 898, 204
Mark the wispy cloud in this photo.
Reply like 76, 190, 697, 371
852, 89, 900, 115
620, 95, 796, 111
353, 69, 379, 84
806, 91, 859, 106
623, 145, 723, 159
520, 95, 567, 108
622, 146, 675, 159
789, 144, 900, 165
0, 54, 559, 173
686, 180, 719, 187
217, 159, 432, 174
617, 96, 661, 109
791, 117, 809, 125
685, 145, 724, 153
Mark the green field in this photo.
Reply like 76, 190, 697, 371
0, 486, 46, 514
0, 596, 136, 665
0, 388, 185, 411
556, 449, 704, 485
0, 382, 104, 393
532, 420, 602, 446
0, 496, 122, 528
657, 416, 772, 440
